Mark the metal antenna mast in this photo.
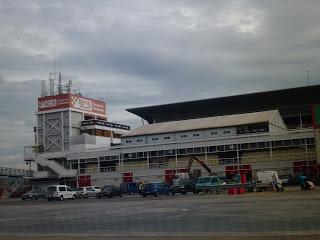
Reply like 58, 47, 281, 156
306, 70, 310, 87
53, 47, 56, 73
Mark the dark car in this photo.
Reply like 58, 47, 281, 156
96, 185, 122, 198
121, 182, 139, 195
171, 178, 196, 195
21, 190, 46, 200
141, 182, 171, 197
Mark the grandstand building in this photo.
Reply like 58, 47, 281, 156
25, 77, 320, 187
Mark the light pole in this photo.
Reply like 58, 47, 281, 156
236, 144, 240, 175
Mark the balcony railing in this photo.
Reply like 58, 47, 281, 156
71, 151, 317, 175
0, 167, 33, 178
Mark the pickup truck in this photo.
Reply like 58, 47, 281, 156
195, 176, 223, 193
255, 171, 284, 192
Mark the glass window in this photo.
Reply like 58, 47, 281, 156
48, 186, 56, 192
59, 187, 66, 191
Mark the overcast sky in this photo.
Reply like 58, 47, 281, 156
0, 0, 320, 169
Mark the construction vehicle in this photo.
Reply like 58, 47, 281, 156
255, 171, 284, 192
171, 156, 213, 195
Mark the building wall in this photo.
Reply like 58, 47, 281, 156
147, 133, 176, 145
242, 148, 316, 164
121, 159, 148, 171
121, 127, 239, 146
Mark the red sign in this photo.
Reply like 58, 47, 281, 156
38, 94, 70, 111
38, 94, 106, 117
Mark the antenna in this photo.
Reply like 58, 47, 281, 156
58, 72, 62, 94
306, 70, 310, 87
53, 47, 56, 73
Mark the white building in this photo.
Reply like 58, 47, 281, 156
25, 80, 320, 188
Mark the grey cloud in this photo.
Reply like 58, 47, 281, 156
0, 0, 320, 168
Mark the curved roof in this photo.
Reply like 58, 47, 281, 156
127, 85, 320, 123
123, 110, 280, 137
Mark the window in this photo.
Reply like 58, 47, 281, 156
193, 134, 200, 137
223, 130, 231, 134
125, 140, 132, 143
158, 150, 164, 156
48, 186, 57, 191
152, 137, 158, 141
187, 148, 194, 154
164, 136, 171, 140
211, 132, 218, 135
59, 187, 66, 191
136, 139, 143, 142
194, 147, 201, 153
180, 134, 188, 138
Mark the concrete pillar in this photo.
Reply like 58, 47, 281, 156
147, 152, 150, 170
314, 129, 320, 164
175, 150, 178, 168
205, 151, 208, 164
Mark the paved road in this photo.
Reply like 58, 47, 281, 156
0, 189, 319, 238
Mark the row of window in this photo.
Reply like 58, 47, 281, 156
121, 138, 315, 159
68, 138, 314, 162
125, 130, 234, 144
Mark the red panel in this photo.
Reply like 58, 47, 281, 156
77, 175, 91, 187
123, 172, 133, 183
293, 161, 319, 176
38, 94, 71, 111
225, 165, 252, 178
228, 188, 237, 195
38, 93, 107, 117
70, 94, 106, 116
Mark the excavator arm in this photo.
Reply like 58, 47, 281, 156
186, 155, 212, 175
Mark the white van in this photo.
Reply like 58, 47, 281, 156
256, 171, 284, 192
47, 185, 77, 201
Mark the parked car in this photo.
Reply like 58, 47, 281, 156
171, 173, 196, 195
47, 185, 77, 201
96, 185, 122, 198
121, 182, 139, 195
73, 188, 86, 199
141, 182, 171, 197
195, 176, 223, 193
21, 190, 46, 200
84, 186, 102, 198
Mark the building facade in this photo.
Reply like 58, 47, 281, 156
25, 80, 320, 188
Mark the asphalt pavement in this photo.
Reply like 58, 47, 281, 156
0, 187, 319, 239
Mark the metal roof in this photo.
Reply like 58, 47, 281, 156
127, 85, 320, 123
123, 110, 279, 137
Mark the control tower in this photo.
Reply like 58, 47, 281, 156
25, 73, 130, 183
37, 72, 108, 152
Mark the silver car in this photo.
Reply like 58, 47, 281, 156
78, 186, 102, 198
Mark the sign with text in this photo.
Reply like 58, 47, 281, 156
38, 94, 106, 117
